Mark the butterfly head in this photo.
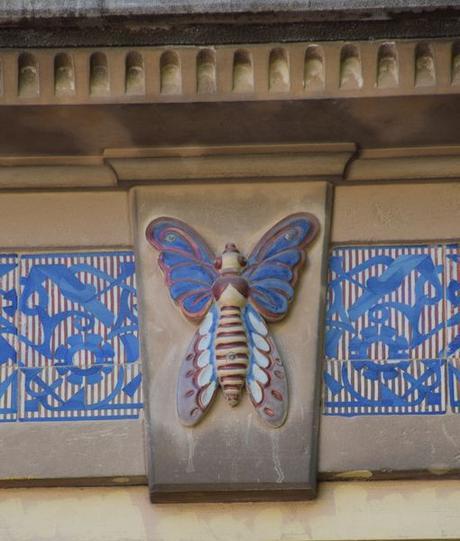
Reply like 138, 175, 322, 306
214, 243, 247, 273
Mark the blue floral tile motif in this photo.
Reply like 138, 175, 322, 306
18, 252, 139, 368
0, 363, 18, 421
0, 254, 18, 367
325, 245, 444, 361
323, 359, 446, 416
446, 244, 460, 358
19, 364, 142, 421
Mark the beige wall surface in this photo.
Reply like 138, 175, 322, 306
1, 480, 460, 541
0, 190, 131, 249
332, 182, 460, 243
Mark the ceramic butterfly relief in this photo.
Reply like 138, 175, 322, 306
146, 213, 319, 428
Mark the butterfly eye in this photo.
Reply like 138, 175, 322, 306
165, 233, 177, 243
284, 230, 298, 241
238, 255, 247, 267
214, 256, 222, 270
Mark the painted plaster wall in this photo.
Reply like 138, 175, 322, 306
1, 480, 460, 541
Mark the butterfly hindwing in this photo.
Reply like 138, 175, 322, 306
146, 217, 218, 322
243, 213, 319, 321
176, 303, 219, 426
243, 304, 288, 427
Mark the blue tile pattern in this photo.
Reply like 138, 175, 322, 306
0, 250, 142, 423
446, 244, 460, 358
324, 359, 446, 416
18, 252, 138, 368
0, 363, 18, 421
324, 243, 460, 416
0, 255, 18, 422
0, 255, 18, 367
20, 364, 142, 421
448, 359, 460, 412
325, 245, 444, 361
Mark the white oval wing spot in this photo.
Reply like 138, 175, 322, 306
199, 334, 211, 350
253, 364, 269, 385
249, 311, 268, 336
200, 381, 217, 408
197, 364, 213, 387
254, 348, 269, 368
199, 312, 213, 335
249, 379, 263, 404
197, 350, 210, 368
252, 333, 270, 352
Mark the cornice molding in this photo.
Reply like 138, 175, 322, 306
2, 143, 460, 189
1, 39, 460, 106
345, 145, 460, 182
105, 143, 356, 183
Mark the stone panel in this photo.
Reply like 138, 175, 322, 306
0, 192, 131, 249
332, 183, 460, 243
131, 181, 331, 502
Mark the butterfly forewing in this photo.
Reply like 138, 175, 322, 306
243, 213, 319, 322
146, 217, 218, 322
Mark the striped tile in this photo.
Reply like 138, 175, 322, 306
325, 245, 445, 361
447, 359, 460, 412
0, 254, 18, 366
446, 244, 460, 358
18, 251, 139, 368
0, 363, 18, 421
323, 359, 446, 416
19, 363, 142, 421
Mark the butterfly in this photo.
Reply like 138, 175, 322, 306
146, 213, 319, 428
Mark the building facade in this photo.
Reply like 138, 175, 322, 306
1, 1, 460, 539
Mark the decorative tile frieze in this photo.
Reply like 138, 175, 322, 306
19, 363, 142, 421
325, 245, 445, 361
0, 39, 459, 105
323, 359, 446, 416
18, 251, 139, 368
0, 250, 142, 423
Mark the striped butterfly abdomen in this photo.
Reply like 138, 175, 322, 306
215, 305, 249, 406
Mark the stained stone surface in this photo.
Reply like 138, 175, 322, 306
132, 181, 331, 502
0, 0, 458, 19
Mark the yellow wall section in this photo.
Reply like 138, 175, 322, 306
1, 480, 459, 540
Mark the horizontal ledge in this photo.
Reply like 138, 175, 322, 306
346, 145, 460, 181
3, 144, 460, 187
150, 484, 316, 503
0, 164, 117, 188
0, 476, 148, 489
104, 142, 355, 159
106, 142, 356, 182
